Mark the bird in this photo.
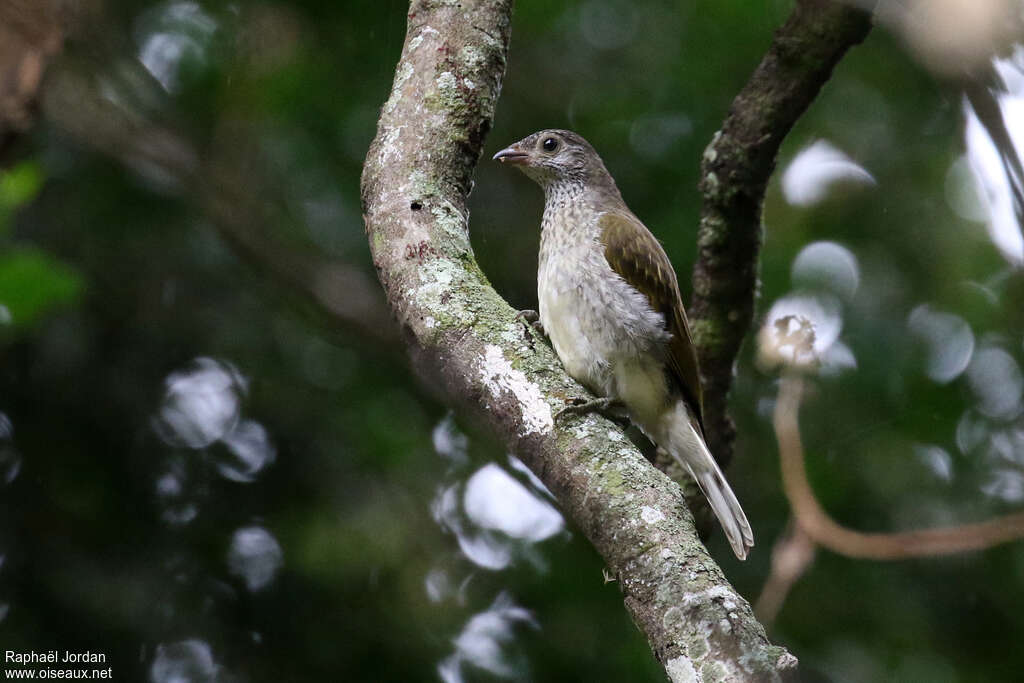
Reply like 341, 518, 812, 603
493, 129, 754, 560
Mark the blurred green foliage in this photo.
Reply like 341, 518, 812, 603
0, 162, 44, 234
1, 1, 1023, 682
0, 161, 82, 332
0, 247, 82, 331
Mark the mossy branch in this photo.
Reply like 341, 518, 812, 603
690, 0, 873, 466
361, 1, 795, 680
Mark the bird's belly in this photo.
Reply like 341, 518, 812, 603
611, 357, 670, 427
538, 283, 607, 391
538, 265, 668, 408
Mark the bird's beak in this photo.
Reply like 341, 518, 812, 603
492, 144, 529, 165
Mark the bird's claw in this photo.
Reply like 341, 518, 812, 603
555, 396, 627, 424
515, 309, 545, 336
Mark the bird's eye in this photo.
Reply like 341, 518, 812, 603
542, 137, 558, 152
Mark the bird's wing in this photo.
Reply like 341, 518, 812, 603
598, 211, 704, 431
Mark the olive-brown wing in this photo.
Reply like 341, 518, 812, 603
598, 211, 705, 431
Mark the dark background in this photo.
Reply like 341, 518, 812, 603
2, 1, 1023, 681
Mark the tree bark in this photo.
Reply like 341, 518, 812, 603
361, 1, 795, 680
690, 0, 873, 466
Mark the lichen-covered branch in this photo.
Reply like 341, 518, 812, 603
690, 0, 872, 465
361, 1, 794, 680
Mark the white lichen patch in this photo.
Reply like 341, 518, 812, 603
777, 653, 798, 670
463, 79, 476, 90
640, 506, 666, 525
479, 344, 554, 436
662, 605, 712, 655
406, 169, 434, 199
408, 260, 474, 327
378, 126, 403, 167
660, 584, 754, 679
606, 430, 623, 442
665, 656, 699, 683
498, 322, 530, 350
409, 25, 439, 52
699, 661, 733, 683
384, 61, 414, 114
430, 199, 468, 241
681, 585, 739, 608
459, 45, 485, 69
703, 132, 722, 163
437, 70, 458, 96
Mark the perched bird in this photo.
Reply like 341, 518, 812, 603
493, 129, 754, 560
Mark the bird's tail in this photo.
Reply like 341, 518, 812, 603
655, 404, 754, 560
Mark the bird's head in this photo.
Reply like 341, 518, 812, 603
492, 129, 613, 192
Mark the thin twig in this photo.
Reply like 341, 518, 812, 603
775, 375, 1024, 559
754, 520, 816, 627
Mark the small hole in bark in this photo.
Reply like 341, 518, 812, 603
410, 201, 423, 211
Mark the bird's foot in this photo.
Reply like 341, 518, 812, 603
555, 396, 628, 425
515, 309, 546, 337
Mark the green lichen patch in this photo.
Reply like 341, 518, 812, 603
688, 317, 727, 350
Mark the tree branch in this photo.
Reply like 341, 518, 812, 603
361, 1, 795, 680
690, 0, 873, 466
754, 521, 815, 627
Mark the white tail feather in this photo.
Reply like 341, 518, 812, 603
654, 404, 754, 560
687, 460, 754, 560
